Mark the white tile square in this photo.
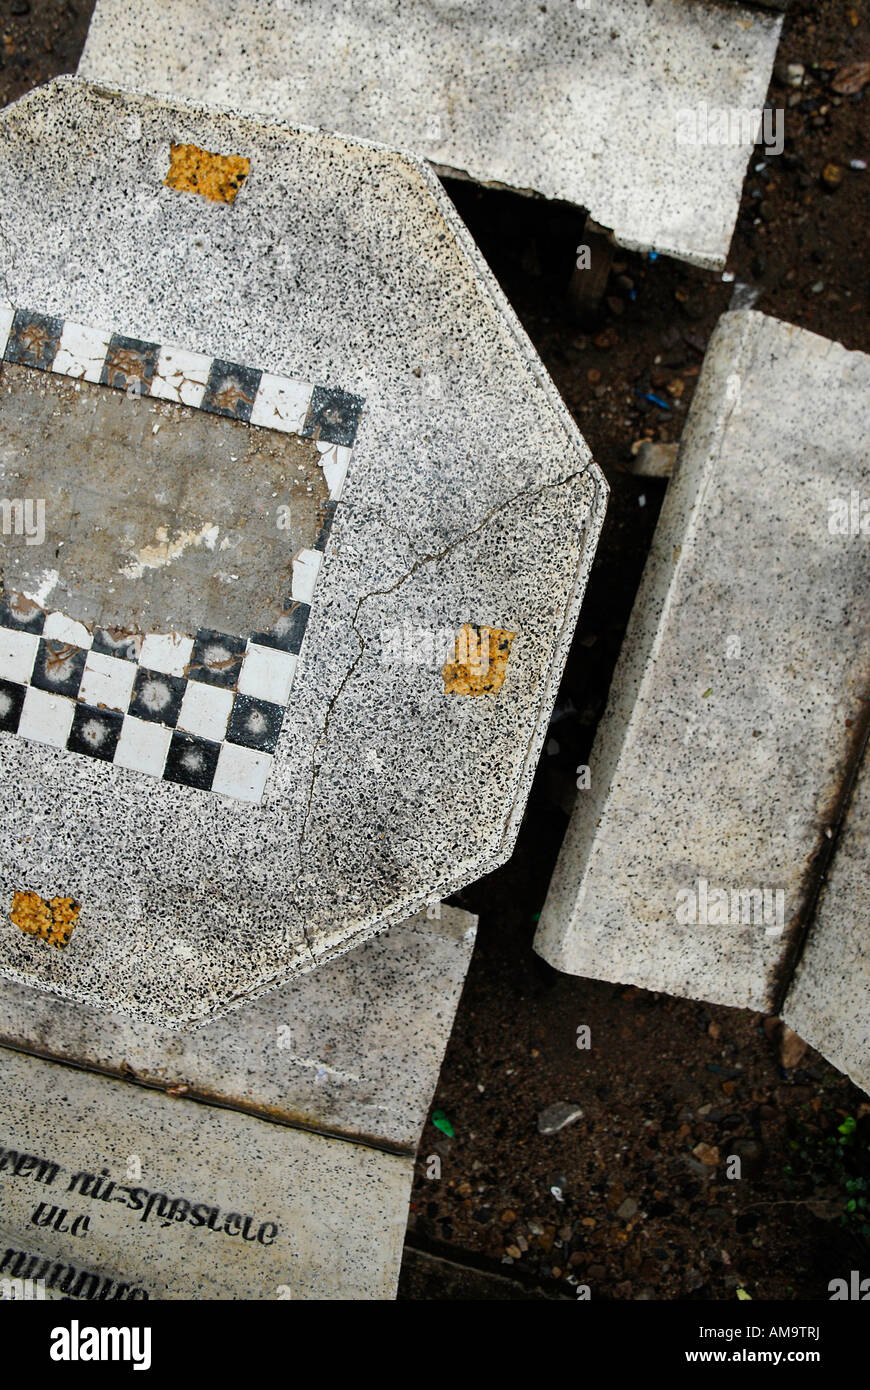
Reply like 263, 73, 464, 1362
178, 681, 234, 741
115, 715, 173, 778
0, 303, 15, 357
79, 651, 137, 713
291, 548, 323, 605
18, 687, 75, 749
212, 743, 273, 804
238, 643, 297, 705
151, 345, 212, 407
139, 632, 193, 678
0, 628, 39, 684
317, 441, 353, 500
42, 611, 92, 649
53, 321, 112, 382
250, 374, 312, 433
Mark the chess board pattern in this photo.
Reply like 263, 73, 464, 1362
0, 307, 363, 805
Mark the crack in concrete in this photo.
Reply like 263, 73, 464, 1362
295, 468, 584, 918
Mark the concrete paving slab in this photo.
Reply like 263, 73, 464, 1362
0, 77, 605, 1024
783, 747, 870, 1095
0, 1046, 411, 1299
78, 0, 784, 269
0, 905, 476, 1152
535, 310, 870, 1012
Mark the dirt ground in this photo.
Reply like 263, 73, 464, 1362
1, 0, 868, 1302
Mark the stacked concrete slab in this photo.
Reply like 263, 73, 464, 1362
535, 309, 870, 1086
78, 0, 784, 269
0, 906, 474, 1299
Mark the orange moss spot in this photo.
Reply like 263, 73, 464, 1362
164, 143, 250, 204
10, 890, 80, 949
442, 624, 516, 696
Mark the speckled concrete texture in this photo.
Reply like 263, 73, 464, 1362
78, 0, 783, 268
0, 78, 605, 1024
784, 749, 870, 1095
535, 310, 870, 1012
0, 1046, 411, 1299
0, 906, 476, 1151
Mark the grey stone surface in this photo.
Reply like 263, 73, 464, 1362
78, 0, 784, 269
784, 747, 870, 1095
0, 1045, 411, 1299
0, 77, 605, 1024
535, 310, 870, 1012
0, 905, 476, 1152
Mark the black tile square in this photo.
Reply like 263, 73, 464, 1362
252, 601, 310, 655
0, 678, 26, 734
303, 385, 364, 447
4, 309, 63, 370
227, 693, 284, 754
92, 627, 143, 662
129, 667, 186, 727
201, 359, 262, 421
0, 592, 46, 634
67, 704, 123, 762
313, 499, 338, 552
100, 334, 160, 395
30, 639, 87, 699
164, 731, 220, 790
188, 629, 246, 687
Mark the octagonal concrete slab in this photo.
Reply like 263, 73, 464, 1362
78, 0, 784, 269
0, 78, 606, 1024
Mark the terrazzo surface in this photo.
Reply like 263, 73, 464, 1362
78, 0, 783, 268
0, 77, 605, 1024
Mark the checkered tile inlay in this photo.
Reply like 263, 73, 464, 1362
0, 308, 364, 805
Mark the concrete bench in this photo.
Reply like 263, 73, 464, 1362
535, 310, 870, 1088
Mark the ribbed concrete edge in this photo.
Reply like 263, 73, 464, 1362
783, 746, 870, 1096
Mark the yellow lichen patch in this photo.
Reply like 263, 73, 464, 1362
163, 143, 250, 204
10, 890, 80, 949
442, 624, 516, 696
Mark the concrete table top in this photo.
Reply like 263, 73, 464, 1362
0, 77, 605, 1024
78, 0, 784, 269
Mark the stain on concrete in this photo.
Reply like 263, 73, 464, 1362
163, 142, 250, 204
442, 624, 515, 695
10, 891, 80, 949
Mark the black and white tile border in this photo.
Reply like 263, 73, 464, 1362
0, 307, 364, 805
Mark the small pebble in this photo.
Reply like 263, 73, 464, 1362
537, 1102, 583, 1134
821, 163, 843, 190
